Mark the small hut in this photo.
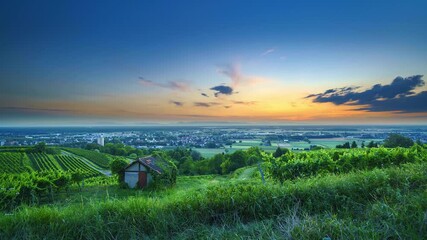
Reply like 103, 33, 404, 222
123, 156, 163, 188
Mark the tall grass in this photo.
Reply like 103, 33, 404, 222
1, 162, 426, 239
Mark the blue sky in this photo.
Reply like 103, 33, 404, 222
1, 0, 427, 125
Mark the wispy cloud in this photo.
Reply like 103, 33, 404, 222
261, 48, 275, 56
233, 100, 256, 105
139, 77, 190, 91
193, 102, 221, 107
169, 100, 184, 107
306, 75, 427, 113
216, 63, 270, 88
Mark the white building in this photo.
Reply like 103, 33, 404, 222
97, 136, 105, 146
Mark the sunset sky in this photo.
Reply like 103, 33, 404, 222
1, 0, 427, 126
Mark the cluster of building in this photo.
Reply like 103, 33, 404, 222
0, 126, 425, 149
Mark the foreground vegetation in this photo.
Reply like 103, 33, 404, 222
0, 138, 426, 239
0, 162, 426, 239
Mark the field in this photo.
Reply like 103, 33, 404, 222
0, 152, 30, 173
196, 148, 228, 158
55, 155, 102, 178
0, 150, 104, 178
62, 148, 111, 168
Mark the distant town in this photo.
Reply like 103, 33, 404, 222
1, 126, 426, 156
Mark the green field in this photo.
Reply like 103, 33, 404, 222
195, 148, 228, 158
172, 138, 384, 158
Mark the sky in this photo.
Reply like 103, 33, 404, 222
1, 0, 427, 126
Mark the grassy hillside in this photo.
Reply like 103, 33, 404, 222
1, 162, 426, 239
0, 146, 426, 239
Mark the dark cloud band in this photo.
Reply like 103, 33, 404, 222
306, 75, 426, 113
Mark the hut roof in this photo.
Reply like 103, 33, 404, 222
124, 156, 164, 174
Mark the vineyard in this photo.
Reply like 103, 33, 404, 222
0, 152, 29, 173
264, 145, 427, 183
27, 152, 61, 171
55, 155, 102, 178
63, 148, 111, 168
0, 151, 104, 178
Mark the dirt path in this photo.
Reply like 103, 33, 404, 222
237, 166, 257, 180
61, 150, 112, 176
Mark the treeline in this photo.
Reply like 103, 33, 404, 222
336, 134, 421, 149
85, 143, 147, 158
162, 147, 264, 175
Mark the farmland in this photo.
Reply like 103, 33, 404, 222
0, 149, 105, 177
62, 148, 111, 168
0, 152, 29, 173
55, 155, 102, 178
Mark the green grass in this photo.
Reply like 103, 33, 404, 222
1, 162, 426, 239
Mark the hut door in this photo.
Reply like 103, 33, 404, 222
138, 171, 147, 188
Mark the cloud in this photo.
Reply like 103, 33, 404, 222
216, 63, 270, 88
261, 48, 275, 56
201, 93, 209, 97
232, 101, 257, 105
216, 64, 242, 87
306, 75, 427, 113
210, 85, 234, 97
0, 106, 73, 113
357, 91, 427, 113
193, 102, 221, 107
169, 100, 184, 107
139, 77, 189, 91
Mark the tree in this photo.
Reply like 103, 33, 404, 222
361, 142, 365, 148
351, 141, 358, 148
168, 147, 191, 165
190, 150, 202, 161
367, 141, 378, 148
33, 142, 47, 153
179, 157, 195, 175
110, 158, 128, 175
383, 134, 414, 148
273, 147, 289, 158
336, 142, 351, 149
342, 142, 351, 149
221, 150, 248, 174
208, 153, 226, 174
